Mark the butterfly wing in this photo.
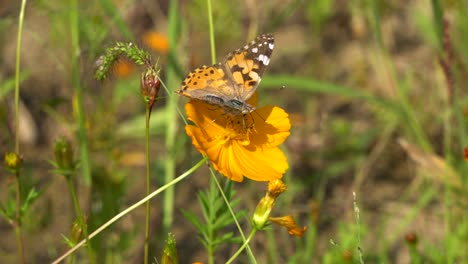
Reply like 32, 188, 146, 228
223, 33, 274, 101
178, 64, 236, 106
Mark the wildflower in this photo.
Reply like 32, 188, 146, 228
143, 31, 169, 54
269, 215, 307, 237
184, 99, 290, 182
4, 152, 22, 172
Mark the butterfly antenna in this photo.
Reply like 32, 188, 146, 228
202, 112, 224, 130
252, 109, 266, 122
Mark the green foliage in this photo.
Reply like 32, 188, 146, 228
182, 181, 245, 258
186, 0, 241, 47
2, 0, 468, 263
305, 0, 334, 32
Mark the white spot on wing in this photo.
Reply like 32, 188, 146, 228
252, 47, 258, 53
258, 54, 270, 65
269, 43, 274, 50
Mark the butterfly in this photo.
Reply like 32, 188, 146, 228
177, 33, 274, 115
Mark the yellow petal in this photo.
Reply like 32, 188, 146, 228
269, 215, 307, 237
250, 106, 291, 148
231, 141, 288, 181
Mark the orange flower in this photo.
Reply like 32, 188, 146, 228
184, 99, 290, 182
113, 58, 135, 78
269, 215, 307, 237
143, 31, 169, 54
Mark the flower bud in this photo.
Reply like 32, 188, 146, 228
54, 137, 75, 172
405, 232, 418, 245
252, 180, 287, 230
161, 233, 178, 264
252, 195, 274, 230
140, 67, 161, 102
4, 152, 22, 172
70, 218, 84, 244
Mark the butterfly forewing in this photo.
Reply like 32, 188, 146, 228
178, 33, 275, 115
223, 34, 274, 101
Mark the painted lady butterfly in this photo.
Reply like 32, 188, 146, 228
177, 34, 274, 115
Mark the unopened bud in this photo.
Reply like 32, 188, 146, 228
70, 218, 84, 244
252, 196, 274, 230
54, 137, 75, 173
140, 67, 161, 102
161, 233, 178, 264
405, 232, 418, 245
4, 152, 22, 172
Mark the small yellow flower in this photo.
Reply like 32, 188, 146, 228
143, 31, 169, 54
269, 215, 307, 237
4, 152, 22, 172
184, 99, 290, 182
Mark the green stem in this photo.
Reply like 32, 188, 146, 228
52, 157, 208, 264
68, 0, 94, 262
163, 0, 179, 234
15, 0, 26, 153
66, 176, 94, 263
144, 105, 151, 264
226, 229, 257, 264
206, 0, 216, 64
69, 0, 91, 185
211, 172, 256, 263
14, 0, 27, 262
15, 172, 25, 264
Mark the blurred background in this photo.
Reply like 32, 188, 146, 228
0, 0, 467, 263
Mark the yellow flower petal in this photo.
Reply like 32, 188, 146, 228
269, 215, 307, 237
250, 106, 291, 148
184, 98, 290, 182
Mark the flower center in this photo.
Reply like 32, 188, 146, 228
221, 115, 256, 146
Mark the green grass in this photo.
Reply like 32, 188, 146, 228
0, 0, 467, 263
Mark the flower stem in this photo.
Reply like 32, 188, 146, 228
206, 0, 216, 64
66, 176, 94, 263
14, 0, 27, 262
69, 0, 91, 185
15, 172, 25, 264
144, 105, 151, 264
52, 157, 207, 264
211, 173, 256, 263
226, 229, 257, 264
162, 0, 179, 234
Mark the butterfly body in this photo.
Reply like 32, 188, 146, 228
177, 34, 274, 115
